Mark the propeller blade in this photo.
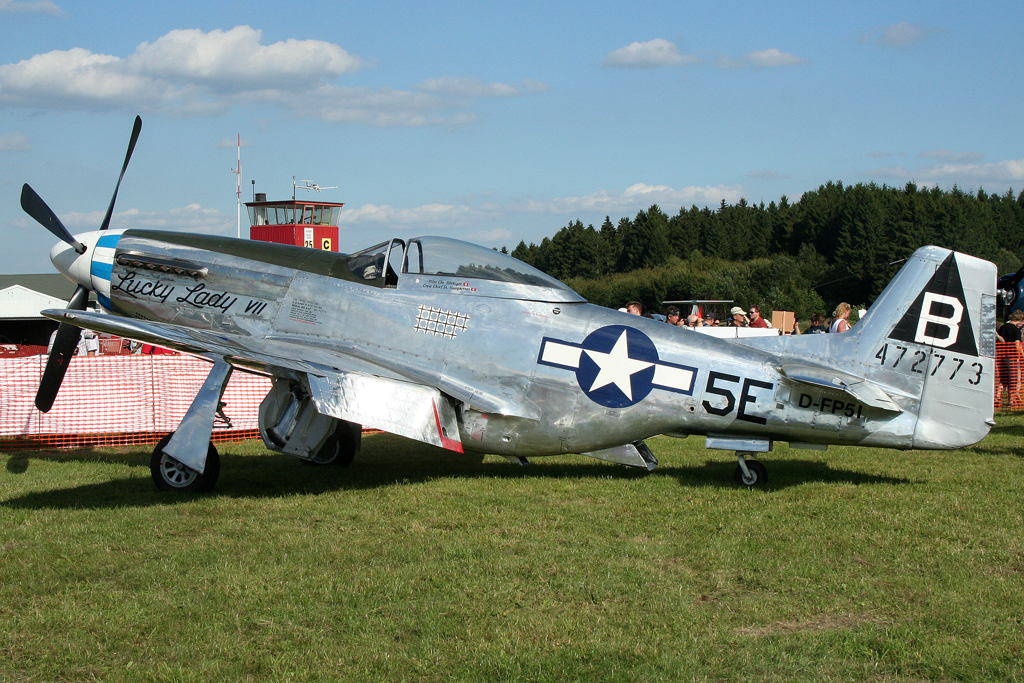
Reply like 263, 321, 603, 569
98, 115, 142, 232
20, 184, 86, 254
1009, 263, 1024, 288
35, 285, 90, 413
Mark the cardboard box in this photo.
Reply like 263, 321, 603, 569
772, 310, 795, 334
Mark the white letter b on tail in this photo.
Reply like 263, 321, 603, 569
915, 292, 962, 348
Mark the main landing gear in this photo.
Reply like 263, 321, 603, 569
149, 358, 231, 493
300, 421, 361, 468
151, 433, 220, 492
734, 452, 768, 487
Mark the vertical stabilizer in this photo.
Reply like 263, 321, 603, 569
849, 246, 996, 448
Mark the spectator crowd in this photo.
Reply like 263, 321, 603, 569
622, 301, 856, 334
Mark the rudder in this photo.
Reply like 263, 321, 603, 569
851, 246, 996, 448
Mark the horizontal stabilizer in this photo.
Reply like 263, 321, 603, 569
780, 363, 904, 413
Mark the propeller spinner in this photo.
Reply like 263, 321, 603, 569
23, 115, 142, 412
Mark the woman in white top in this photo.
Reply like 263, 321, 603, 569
829, 302, 851, 333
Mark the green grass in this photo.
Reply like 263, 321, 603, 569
2, 419, 1023, 682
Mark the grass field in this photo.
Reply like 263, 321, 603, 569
2, 418, 1023, 682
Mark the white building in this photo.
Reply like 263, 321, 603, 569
0, 274, 90, 346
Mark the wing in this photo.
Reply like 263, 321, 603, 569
41, 308, 467, 452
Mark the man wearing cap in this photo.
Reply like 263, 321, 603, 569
728, 306, 747, 327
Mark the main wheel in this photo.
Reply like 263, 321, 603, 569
301, 422, 360, 468
151, 433, 221, 492
734, 459, 768, 487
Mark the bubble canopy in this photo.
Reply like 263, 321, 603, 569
410, 237, 571, 287
346, 236, 584, 302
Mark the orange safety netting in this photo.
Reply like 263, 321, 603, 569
1, 354, 271, 450
994, 341, 1024, 412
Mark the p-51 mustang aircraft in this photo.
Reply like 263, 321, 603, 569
23, 117, 997, 492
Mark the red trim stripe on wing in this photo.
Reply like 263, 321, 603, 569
432, 400, 464, 453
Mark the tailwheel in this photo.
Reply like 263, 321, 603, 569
734, 454, 768, 488
151, 433, 220, 492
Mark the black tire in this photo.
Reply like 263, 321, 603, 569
151, 433, 220, 492
302, 422, 360, 467
734, 459, 768, 487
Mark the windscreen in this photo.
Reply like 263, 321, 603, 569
406, 237, 571, 290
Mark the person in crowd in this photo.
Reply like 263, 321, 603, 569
684, 314, 705, 329
703, 311, 719, 326
748, 305, 771, 329
626, 301, 643, 316
830, 303, 852, 333
790, 317, 802, 335
806, 313, 828, 334
665, 306, 682, 326
77, 329, 100, 356
998, 310, 1024, 408
728, 306, 747, 327
998, 310, 1024, 342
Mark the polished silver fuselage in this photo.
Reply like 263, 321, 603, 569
81, 229, 994, 457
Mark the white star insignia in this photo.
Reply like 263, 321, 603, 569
584, 330, 653, 400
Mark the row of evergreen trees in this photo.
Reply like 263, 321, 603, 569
508, 181, 1024, 316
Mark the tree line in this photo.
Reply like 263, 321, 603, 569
507, 181, 1024, 318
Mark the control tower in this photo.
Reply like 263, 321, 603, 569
245, 191, 344, 252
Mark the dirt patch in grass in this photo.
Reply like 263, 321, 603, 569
736, 612, 890, 637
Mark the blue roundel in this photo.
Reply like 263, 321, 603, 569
575, 325, 660, 408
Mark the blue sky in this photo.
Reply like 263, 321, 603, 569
1, 0, 1022, 274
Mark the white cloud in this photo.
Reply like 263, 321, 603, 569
920, 160, 1024, 183
524, 183, 746, 214
0, 26, 361, 109
717, 48, 805, 68
0, 0, 63, 15
276, 84, 475, 127
0, 26, 534, 126
865, 157, 1024, 185
520, 79, 548, 93
468, 228, 512, 243
861, 22, 935, 48
603, 39, 699, 68
918, 149, 985, 164
0, 133, 30, 151
130, 27, 361, 90
61, 205, 233, 235
746, 48, 804, 67
419, 77, 522, 98
880, 21, 928, 48
332, 183, 743, 239
216, 137, 253, 148
338, 202, 481, 228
